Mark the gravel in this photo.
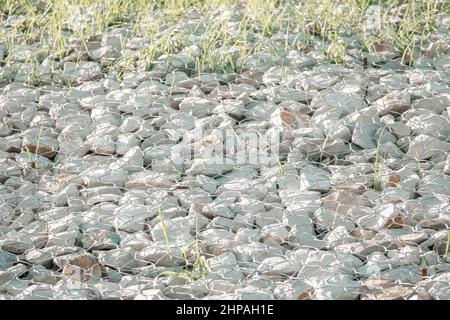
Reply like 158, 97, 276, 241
1, 1, 450, 301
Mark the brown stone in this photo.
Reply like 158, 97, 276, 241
433, 240, 449, 255
372, 285, 414, 300
280, 110, 295, 126
297, 287, 316, 300
280, 110, 310, 128
62, 254, 102, 282
24, 143, 57, 158
236, 70, 263, 88
361, 278, 392, 288
306, 21, 321, 36
322, 190, 370, 215
361, 279, 415, 300
387, 174, 401, 187
296, 43, 312, 54
372, 42, 395, 53
419, 219, 447, 231
350, 228, 377, 240
384, 213, 405, 229
335, 183, 367, 195
421, 267, 428, 280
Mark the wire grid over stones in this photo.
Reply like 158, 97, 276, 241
1, 2, 450, 301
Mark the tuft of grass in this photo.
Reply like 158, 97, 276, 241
158, 239, 208, 281
373, 158, 384, 192
1, 0, 448, 77
319, 130, 331, 162
157, 207, 207, 281
182, 239, 208, 280
373, 130, 385, 192
23, 122, 44, 169
158, 208, 172, 256
267, 142, 285, 175
444, 230, 450, 262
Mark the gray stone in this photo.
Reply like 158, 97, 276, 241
163, 282, 208, 299
207, 252, 244, 283
186, 158, 235, 176
202, 202, 235, 219
0, 250, 18, 269
81, 228, 120, 250
314, 207, 356, 231
151, 216, 192, 243
407, 134, 450, 160
417, 173, 450, 196
115, 134, 140, 156
0, 237, 34, 255
0, 123, 12, 137
255, 208, 284, 228
234, 228, 261, 243
324, 226, 357, 247
273, 279, 315, 300
62, 62, 102, 84
179, 97, 217, 118
299, 166, 331, 193
97, 247, 142, 271
379, 266, 422, 284
373, 91, 411, 116
257, 256, 299, 276
46, 229, 79, 247
82, 166, 128, 187
0, 263, 26, 285
22, 135, 58, 159
356, 203, 404, 231
172, 188, 212, 210
407, 113, 450, 140
14, 283, 55, 300
112, 146, 144, 172
27, 265, 63, 285
207, 214, 255, 233
429, 273, 450, 300
306, 273, 361, 300
136, 242, 185, 267
261, 223, 290, 245
233, 286, 274, 300
234, 242, 284, 265
126, 171, 179, 189
414, 96, 447, 114
84, 133, 116, 155
133, 289, 165, 300
53, 183, 79, 207
352, 122, 382, 149
114, 204, 149, 233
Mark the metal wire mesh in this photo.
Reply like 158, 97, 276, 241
1, 1, 450, 300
